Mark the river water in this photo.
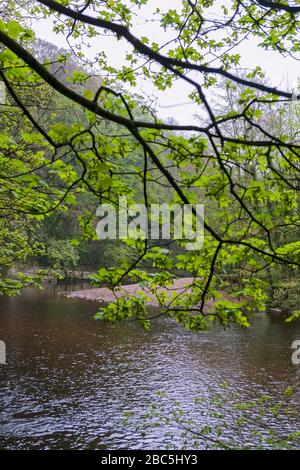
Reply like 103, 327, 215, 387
0, 283, 299, 449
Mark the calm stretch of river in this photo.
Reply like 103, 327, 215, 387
0, 283, 299, 449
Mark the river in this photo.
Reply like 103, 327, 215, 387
0, 282, 299, 449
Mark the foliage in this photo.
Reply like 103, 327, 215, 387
0, 1, 300, 327
47, 239, 79, 271
268, 278, 300, 312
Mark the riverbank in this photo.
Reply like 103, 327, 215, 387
7, 266, 94, 283
67, 277, 244, 308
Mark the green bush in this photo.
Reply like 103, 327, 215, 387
47, 239, 79, 271
268, 278, 300, 311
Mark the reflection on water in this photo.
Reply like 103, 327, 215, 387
0, 283, 299, 449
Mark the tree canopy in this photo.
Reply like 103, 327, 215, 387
0, 0, 300, 329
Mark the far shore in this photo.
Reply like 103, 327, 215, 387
66, 277, 245, 308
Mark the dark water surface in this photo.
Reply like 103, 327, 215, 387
0, 283, 300, 449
